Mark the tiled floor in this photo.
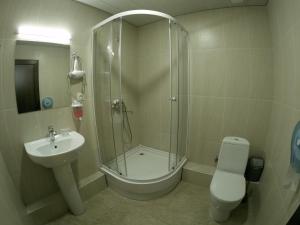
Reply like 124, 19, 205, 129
47, 182, 249, 225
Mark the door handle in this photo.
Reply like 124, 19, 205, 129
169, 96, 177, 102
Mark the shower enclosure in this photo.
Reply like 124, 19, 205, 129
92, 10, 189, 200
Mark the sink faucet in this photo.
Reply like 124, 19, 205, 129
48, 126, 57, 143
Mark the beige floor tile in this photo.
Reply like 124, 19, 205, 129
46, 182, 249, 225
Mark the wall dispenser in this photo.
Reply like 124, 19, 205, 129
72, 99, 83, 120
284, 121, 300, 192
71, 92, 84, 120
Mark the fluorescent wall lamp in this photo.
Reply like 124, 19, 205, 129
230, 0, 244, 3
17, 25, 71, 45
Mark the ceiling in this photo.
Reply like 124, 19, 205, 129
76, 0, 268, 26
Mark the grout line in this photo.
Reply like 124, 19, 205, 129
189, 95, 273, 102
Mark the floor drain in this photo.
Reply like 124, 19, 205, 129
139, 153, 145, 156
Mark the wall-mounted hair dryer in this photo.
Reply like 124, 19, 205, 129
69, 53, 85, 79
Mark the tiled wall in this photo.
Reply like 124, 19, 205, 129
121, 22, 140, 150
135, 7, 272, 165
0, 0, 108, 206
137, 20, 171, 151
136, 20, 189, 159
0, 151, 32, 225
250, 1, 300, 224
178, 7, 273, 166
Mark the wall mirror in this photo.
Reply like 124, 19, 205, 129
14, 41, 70, 113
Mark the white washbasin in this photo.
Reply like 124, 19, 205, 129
24, 130, 86, 215
25, 131, 84, 168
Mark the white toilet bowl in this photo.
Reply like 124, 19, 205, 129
210, 170, 245, 221
209, 137, 249, 222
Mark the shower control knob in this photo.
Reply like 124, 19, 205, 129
111, 99, 121, 111
169, 97, 177, 102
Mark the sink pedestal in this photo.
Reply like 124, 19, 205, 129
53, 164, 85, 215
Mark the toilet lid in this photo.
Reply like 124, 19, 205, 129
210, 170, 245, 202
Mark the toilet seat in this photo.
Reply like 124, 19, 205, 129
210, 170, 245, 202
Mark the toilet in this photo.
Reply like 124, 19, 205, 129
210, 137, 249, 222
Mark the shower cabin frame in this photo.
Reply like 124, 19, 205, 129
91, 10, 190, 200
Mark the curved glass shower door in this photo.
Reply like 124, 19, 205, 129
93, 18, 127, 176
177, 28, 189, 163
169, 21, 189, 170
93, 12, 188, 181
